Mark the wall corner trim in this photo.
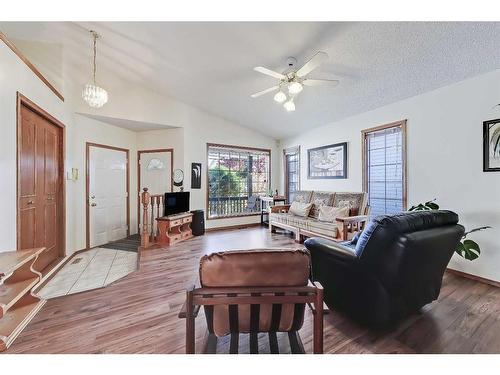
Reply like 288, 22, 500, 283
1, 31, 65, 102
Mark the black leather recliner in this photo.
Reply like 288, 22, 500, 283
304, 210, 464, 326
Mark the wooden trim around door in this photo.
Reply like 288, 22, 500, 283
86, 142, 130, 250
2, 32, 64, 102
206, 143, 272, 221
137, 148, 174, 232
16, 92, 66, 260
361, 119, 408, 210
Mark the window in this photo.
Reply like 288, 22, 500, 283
283, 146, 300, 203
362, 120, 407, 217
207, 143, 271, 219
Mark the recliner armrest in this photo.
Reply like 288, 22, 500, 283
304, 237, 359, 264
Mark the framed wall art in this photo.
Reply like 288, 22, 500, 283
483, 118, 500, 172
307, 142, 347, 179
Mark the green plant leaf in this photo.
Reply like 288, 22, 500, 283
463, 226, 492, 238
456, 239, 480, 261
426, 202, 440, 210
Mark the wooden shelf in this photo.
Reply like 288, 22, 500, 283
0, 277, 38, 318
0, 298, 46, 351
0, 247, 46, 351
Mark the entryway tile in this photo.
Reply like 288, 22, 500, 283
38, 247, 138, 299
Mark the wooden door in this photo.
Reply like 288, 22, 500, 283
18, 100, 64, 274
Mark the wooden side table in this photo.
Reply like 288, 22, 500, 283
156, 212, 193, 246
260, 196, 287, 225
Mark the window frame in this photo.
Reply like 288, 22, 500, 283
283, 146, 300, 204
361, 120, 408, 214
206, 143, 272, 220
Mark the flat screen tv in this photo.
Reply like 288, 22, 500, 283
164, 192, 190, 216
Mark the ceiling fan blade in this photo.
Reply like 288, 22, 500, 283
303, 79, 339, 87
296, 51, 329, 78
254, 66, 286, 80
250, 86, 279, 98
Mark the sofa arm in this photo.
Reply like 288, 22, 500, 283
336, 215, 368, 224
304, 237, 359, 265
335, 215, 369, 240
270, 204, 290, 213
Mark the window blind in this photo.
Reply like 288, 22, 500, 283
365, 125, 405, 217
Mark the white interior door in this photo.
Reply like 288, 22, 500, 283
139, 151, 172, 231
89, 146, 128, 248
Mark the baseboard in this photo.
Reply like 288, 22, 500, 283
205, 223, 262, 232
446, 268, 500, 288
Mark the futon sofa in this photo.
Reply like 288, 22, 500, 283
305, 210, 464, 326
269, 190, 369, 242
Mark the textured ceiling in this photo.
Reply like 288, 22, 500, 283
2, 22, 500, 139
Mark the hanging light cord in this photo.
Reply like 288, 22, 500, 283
91, 30, 98, 85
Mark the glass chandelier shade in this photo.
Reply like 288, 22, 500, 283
82, 84, 108, 108
82, 31, 108, 108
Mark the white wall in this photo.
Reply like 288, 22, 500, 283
280, 69, 500, 282
0, 42, 72, 253
71, 115, 139, 251
1, 39, 279, 258
80, 83, 279, 229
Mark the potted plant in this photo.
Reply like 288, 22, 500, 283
408, 199, 491, 261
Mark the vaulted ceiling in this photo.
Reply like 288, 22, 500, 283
2, 22, 500, 139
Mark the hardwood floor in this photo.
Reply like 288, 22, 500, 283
4, 227, 500, 354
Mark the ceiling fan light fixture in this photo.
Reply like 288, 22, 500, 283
288, 81, 303, 95
273, 91, 287, 103
283, 99, 296, 112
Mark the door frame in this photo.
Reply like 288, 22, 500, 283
16, 92, 66, 257
283, 146, 300, 203
137, 148, 174, 232
86, 142, 130, 250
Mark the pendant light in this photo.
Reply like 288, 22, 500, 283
82, 30, 108, 108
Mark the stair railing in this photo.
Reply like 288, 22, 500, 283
140, 188, 164, 249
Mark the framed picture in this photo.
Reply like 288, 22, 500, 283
308, 142, 348, 179
483, 119, 500, 172
191, 163, 202, 188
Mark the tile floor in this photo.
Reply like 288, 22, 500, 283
38, 247, 137, 299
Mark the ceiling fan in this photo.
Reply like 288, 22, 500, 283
250, 51, 339, 112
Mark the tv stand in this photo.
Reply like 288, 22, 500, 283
156, 212, 193, 246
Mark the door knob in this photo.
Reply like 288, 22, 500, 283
27, 200, 34, 205
91, 203, 97, 207
47, 197, 54, 201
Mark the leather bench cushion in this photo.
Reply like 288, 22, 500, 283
199, 248, 310, 287
309, 191, 335, 219
199, 249, 310, 337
